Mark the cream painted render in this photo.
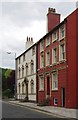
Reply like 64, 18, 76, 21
16, 45, 36, 101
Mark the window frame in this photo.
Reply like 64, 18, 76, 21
31, 60, 34, 74
18, 67, 20, 79
39, 76, 44, 91
54, 98, 58, 105
40, 40, 44, 52
52, 31, 58, 42
32, 47, 35, 56
59, 24, 65, 40
52, 47, 57, 64
19, 58, 20, 64
26, 63, 28, 76
40, 52, 44, 68
18, 83, 20, 94
52, 71, 58, 91
59, 43, 66, 61
22, 82, 24, 94
46, 51, 50, 66
46, 36, 50, 47
30, 80, 34, 94
23, 54, 25, 62
22, 65, 24, 78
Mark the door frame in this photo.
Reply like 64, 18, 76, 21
61, 87, 65, 107
47, 76, 50, 96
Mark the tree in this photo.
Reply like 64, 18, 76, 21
4, 69, 12, 79
1, 68, 15, 98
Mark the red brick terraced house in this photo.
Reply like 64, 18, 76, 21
37, 8, 78, 109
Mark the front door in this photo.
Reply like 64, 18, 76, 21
61, 88, 65, 107
47, 76, 50, 96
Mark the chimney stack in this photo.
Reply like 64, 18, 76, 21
26, 36, 34, 50
47, 8, 60, 32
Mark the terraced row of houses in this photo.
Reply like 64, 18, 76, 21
16, 8, 78, 109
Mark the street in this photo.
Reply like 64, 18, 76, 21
2, 101, 59, 119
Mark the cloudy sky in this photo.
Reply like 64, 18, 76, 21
0, 0, 77, 69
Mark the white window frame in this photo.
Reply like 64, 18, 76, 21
22, 65, 24, 78
18, 83, 20, 94
46, 51, 50, 66
59, 43, 66, 61
32, 47, 35, 56
39, 76, 44, 91
52, 72, 58, 90
52, 32, 58, 42
19, 67, 20, 79
52, 47, 57, 64
54, 98, 58, 105
31, 80, 34, 94
22, 83, 24, 94
40, 40, 44, 52
19, 58, 20, 64
59, 24, 65, 40
40, 52, 44, 68
23, 54, 25, 61
31, 62, 34, 74
26, 63, 28, 76
46, 36, 50, 47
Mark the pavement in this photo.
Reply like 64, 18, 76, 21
9, 100, 78, 119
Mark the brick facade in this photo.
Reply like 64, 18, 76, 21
37, 8, 78, 109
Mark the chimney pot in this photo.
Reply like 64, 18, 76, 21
31, 37, 33, 41
29, 37, 30, 41
27, 36, 28, 41
48, 8, 56, 13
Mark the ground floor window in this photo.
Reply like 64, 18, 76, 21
31, 79, 34, 94
52, 71, 58, 90
19, 83, 20, 94
39, 76, 44, 91
22, 83, 24, 94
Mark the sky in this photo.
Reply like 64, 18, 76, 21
0, 0, 77, 69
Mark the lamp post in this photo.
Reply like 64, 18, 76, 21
7, 52, 17, 99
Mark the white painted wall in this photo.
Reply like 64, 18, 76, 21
16, 45, 36, 101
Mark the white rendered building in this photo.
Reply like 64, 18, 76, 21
16, 37, 37, 102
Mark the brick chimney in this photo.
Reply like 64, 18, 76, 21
26, 36, 34, 50
47, 8, 60, 32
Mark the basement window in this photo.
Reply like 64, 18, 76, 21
54, 98, 58, 105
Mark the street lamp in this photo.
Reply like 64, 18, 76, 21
7, 52, 17, 99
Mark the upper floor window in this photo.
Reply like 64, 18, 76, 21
39, 76, 44, 91
40, 40, 44, 52
19, 58, 21, 64
60, 43, 66, 61
23, 54, 25, 62
46, 51, 50, 66
40, 52, 44, 68
22, 65, 24, 78
26, 63, 28, 76
52, 71, 58, 90
52, 32, 58, 42
46, 36, 50, 46
52, 47, 57, 64
59, 25, 65, 40
32, 47, 35, 56
31, 60, 34, 74
18, 67, 20, 79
